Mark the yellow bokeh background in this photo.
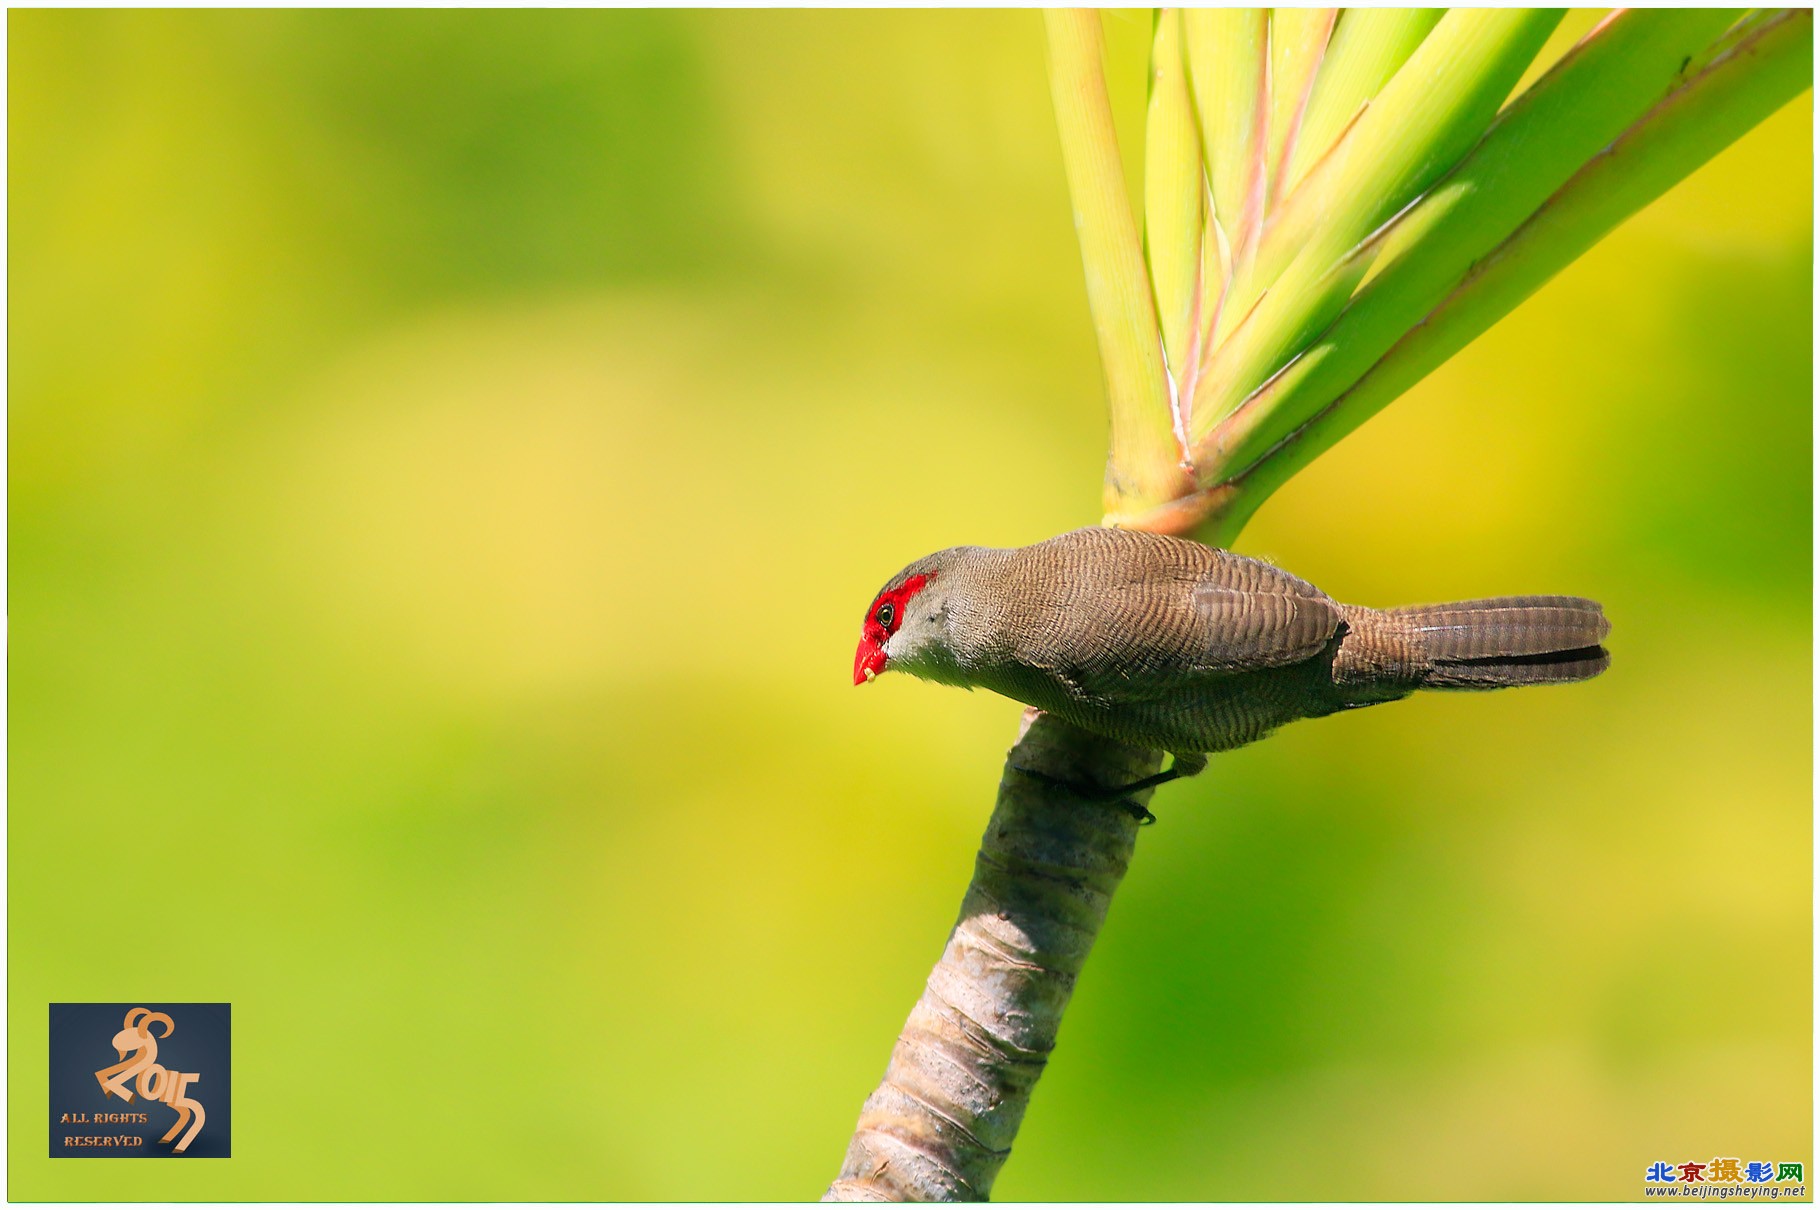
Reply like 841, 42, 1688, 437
9, 10, 1810, 1200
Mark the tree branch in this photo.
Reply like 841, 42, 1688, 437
824, 711, 1163, 1202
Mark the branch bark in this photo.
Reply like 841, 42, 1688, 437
824, 710, 1163, 1201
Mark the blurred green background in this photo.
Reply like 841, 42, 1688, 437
9, 9, 1810, 1201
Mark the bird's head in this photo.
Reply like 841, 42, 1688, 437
853, 550, 971, 686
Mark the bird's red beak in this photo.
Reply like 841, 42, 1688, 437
853, 640, 887, 685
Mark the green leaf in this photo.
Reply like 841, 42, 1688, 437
1044, 9, 1184, 516
1201, 8, 1814, 546
1281, 9, 1444, 198
1206, 7, 1743, 481
1190, 10, 1564, 448
1143, 8, 1204, 386
1265, 8, 1337, 208
1183, 8, 1267, 258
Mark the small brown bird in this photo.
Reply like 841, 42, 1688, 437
853, 527, 1609, 811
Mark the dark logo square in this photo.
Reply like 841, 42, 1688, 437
49, 1004, 231, 1158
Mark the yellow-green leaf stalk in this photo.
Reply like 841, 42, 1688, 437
1280, 9, 1444, 197
1183, 8, 1267, 263
1201, 7, 1813, 547
1044, 9, 1185, 519
1143, 9, 1204, 393
1264, 8, 1336, 208
1203, 7, 1742, 484
1191, 9, 1563, 436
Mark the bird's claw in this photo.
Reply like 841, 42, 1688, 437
1009, 763, 1159, 825
1117, 797, 1157, 825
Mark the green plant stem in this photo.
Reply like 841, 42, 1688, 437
1045, 9, 1185, 516
1183, 8, 1268, 260
1264, 9, 1336, 207
1144, 8, 1204, 386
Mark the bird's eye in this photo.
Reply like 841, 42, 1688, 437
875, 601, 895, 629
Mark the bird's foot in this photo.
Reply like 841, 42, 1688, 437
1008, 765, 1159, 825
1026, 754, 1206, 796
1118, 797, 1158, 826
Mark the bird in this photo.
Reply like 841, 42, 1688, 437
852, 527, 1609, 818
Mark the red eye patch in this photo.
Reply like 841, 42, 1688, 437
853, 573, 931, 685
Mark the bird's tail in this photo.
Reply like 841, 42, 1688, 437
1387, 595, 1611, 689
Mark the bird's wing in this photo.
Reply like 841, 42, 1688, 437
1185, 581, 1342, 671
1060, 547, 1344, 701
1005, 530, 1345, 700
